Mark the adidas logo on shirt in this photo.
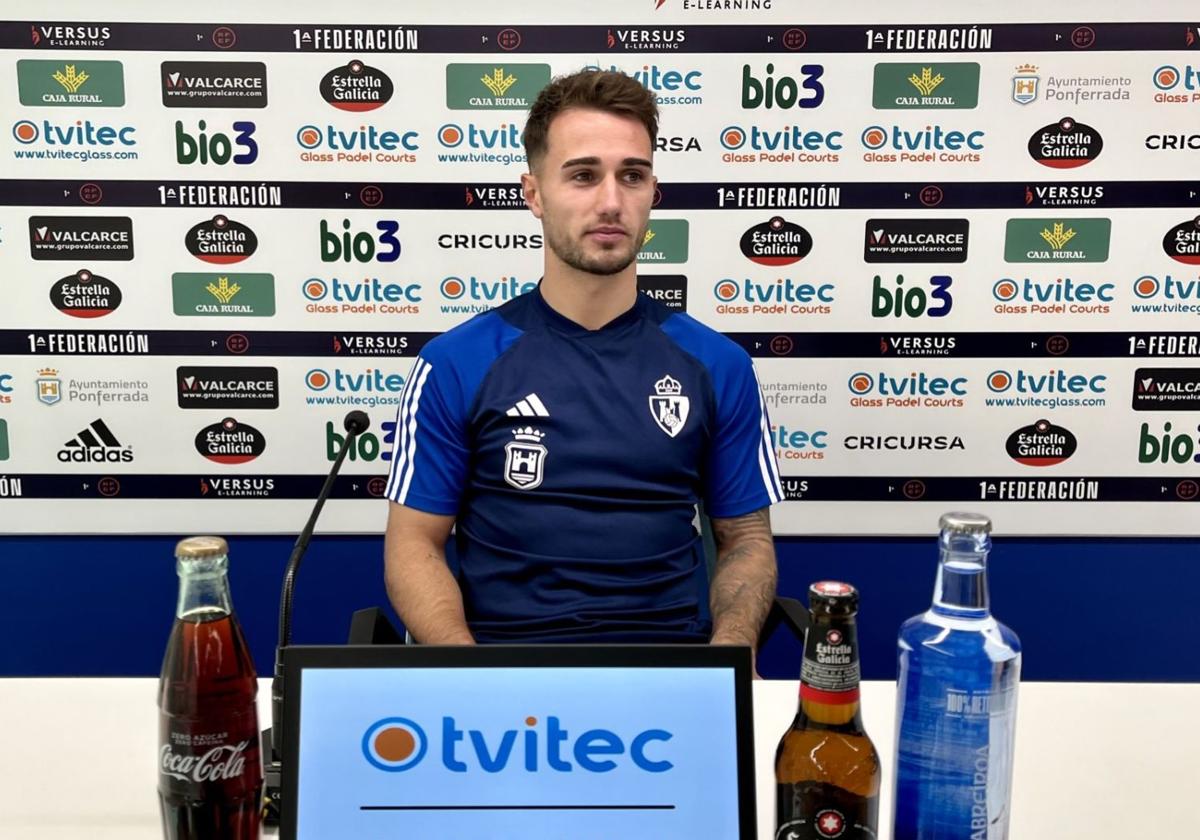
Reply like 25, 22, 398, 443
57, 418, 133, 463
505, 393, 549, 418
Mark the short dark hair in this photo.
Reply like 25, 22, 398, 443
523, 69, 659, 170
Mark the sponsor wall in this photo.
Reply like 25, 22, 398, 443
1, 4, 1199, 535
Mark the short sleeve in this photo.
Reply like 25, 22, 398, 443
703, 353, 783, 518
385, 354, 469, 515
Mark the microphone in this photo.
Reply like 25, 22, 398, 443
262, 409, 369, 822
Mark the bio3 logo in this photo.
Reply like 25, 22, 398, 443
362, 715, 673, 774
174, 119, 258, 165
741, 63, 824, 109
319, 219, 401, 263
871, 274, 952, 318
1138, 421, 1200, 465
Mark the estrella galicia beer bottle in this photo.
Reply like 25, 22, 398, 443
775, 581, 880, 839
158, 536, 262, 839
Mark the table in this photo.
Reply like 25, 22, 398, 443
1, 679, 1196, 838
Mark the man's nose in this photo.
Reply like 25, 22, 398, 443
595, 172, 623, 216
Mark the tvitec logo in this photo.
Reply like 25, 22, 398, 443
1151, 64, 1200, 105
712, 277, 834, 316
12, 118, 137, 160
1130, 273, 1200, 315
718, 124, 842, 164
437, 122, 526, 165
175, 119, 258, 165
361, 715, 673, 774
860, 123, 984, 163
304, 276, 421, 315
439, 275, 536, 313
848, 370, 967, 409
296, 122, 417, 164
991, 275, 1113, 316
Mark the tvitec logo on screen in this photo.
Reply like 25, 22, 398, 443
361, 715, 673, 774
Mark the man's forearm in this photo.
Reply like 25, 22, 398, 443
709, 508, 778, 648
384, 539, 475, 644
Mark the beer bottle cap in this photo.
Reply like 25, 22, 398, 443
808, 580, 859, 616
938, 512, 992, 535
175, 535, 229, 559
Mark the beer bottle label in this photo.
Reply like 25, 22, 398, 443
776, 781, 877, 839
800, 624, 861, 703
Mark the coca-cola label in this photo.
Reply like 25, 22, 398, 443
160, 739, 250, 784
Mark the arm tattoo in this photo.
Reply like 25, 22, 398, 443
708, 507, 777, 648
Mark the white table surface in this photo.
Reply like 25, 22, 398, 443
1, 678, 1197, 839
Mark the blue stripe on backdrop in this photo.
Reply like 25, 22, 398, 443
2, 535, 1197, 681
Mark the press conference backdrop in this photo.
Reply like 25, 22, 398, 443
2, 0, 1200, 539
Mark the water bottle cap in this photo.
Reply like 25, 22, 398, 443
938, 512, 992, 535
175, 535, 229, 559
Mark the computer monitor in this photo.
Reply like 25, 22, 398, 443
281, 644, 757, 839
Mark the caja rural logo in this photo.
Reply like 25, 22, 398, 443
361, 715, 673, 773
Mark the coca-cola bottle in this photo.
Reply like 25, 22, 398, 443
158, 536, 262, 839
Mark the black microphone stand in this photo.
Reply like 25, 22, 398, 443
261, 409, 369, 824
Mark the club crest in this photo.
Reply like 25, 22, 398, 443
37, 368, 61, 405
649, 374, 689, 438
503, 426, 547, 490
1011, 64, 1039, 105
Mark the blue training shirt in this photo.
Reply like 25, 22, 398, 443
385, 285, 783, 643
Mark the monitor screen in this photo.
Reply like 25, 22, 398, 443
282, 645, 756, 840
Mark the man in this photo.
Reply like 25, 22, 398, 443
384, 69, 782, 650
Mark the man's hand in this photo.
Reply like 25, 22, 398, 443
709, 506, 777, 676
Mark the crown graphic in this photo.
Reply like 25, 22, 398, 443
481, 68, 517, 97
907, 67, 944, 96
1040, 222, 1076, 250
655, 374, 682, 396
1015, 63, 1039, 74
38, 368, 59, 377
512, 426, 546, 443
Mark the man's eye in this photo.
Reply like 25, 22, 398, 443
572, 171, 593, 182
625, 170, 645, 182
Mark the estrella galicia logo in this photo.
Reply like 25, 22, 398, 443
50, 269, 120, 317
320, 59, 393, 111
29, 216, 133, 261
1163, 216, 1200, 265
161, 61, 268, 108
1028, 117, 1102, 168
195, 417, 266, 464
185, 215, 258, 264
361, 715, 673, 774
1006, 419, 1077, 466
740, 217, 812, 266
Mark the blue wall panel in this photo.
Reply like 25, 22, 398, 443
3, 534, 1196, 681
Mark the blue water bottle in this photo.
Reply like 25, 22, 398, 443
892, 512, 1021, 840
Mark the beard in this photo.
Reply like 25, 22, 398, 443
543, 217, 648, 277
